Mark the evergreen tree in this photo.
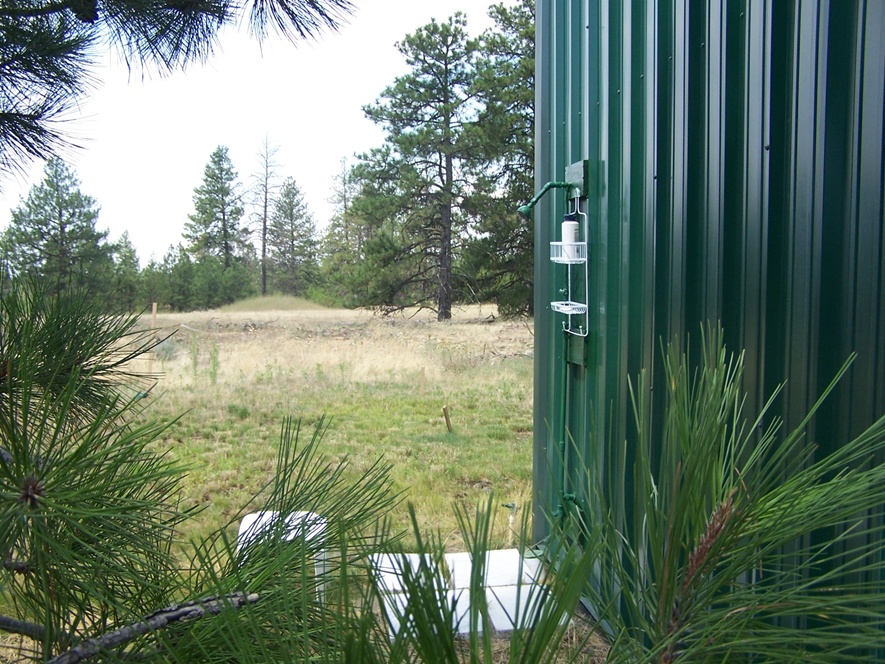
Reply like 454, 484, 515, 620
319, 159, 371, 305
184, 146, 247, 270
139, 256, 165, 311
322, 159, 363, 259
191, 254, 227, 308
111, 230, 141, 312
464, 0, 536, 317
3, 157, 114, 299
267, 178, 318, 296
360, 14, 482, 320
143, 242, 256, 312
161, 244, 194, 312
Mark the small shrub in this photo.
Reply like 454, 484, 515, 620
153, 337, 181, 362
227, 404, 250, 419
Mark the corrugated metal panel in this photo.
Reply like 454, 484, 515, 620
533, 0, 885, 588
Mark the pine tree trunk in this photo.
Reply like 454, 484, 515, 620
261, 189, 268, 296
438, 153, 454, 321
438, 215, 452, 321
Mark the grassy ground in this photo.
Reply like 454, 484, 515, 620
136, 299, 536, 550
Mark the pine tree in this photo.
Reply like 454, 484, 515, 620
268, 178, 317, 296
3, 157, 114, 299
465, 0, 536, 317
111, 230, 141, 312
139, 256, 165, 311
323, 159, 364, 259
184, 146, 247, 270
320, 159, 372, 305
360, 14, 481, 320
160, 244, 194, 312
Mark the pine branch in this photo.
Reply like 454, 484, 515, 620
46, 592, 260, 664
0, 614, 46, 641
0, 2, 72, 19
2, 558, 31, 574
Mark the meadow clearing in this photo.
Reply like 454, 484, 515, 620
137, 297, 536, 550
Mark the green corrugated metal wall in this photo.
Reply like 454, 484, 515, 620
532, 0, 885, 555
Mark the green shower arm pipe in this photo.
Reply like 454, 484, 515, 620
516, 181, 574, 218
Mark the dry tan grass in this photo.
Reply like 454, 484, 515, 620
149, 302, 501, 329
139, 304, 528, 383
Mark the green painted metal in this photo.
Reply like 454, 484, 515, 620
532, 0, 885, 604
517, 183, 568, 218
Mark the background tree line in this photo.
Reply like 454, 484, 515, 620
1, 1, 534, 318
0, 145, 320, 312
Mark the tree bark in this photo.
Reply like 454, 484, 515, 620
438, 154, 454, 321
0, 614, 46, 641
261, 188, 268, 296
45, 593, 259, 664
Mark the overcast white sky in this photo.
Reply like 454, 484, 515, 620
0, 0, 510, 263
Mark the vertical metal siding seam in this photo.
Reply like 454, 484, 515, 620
807, 0, 829, 423
532, 0, 553, 543
878, 0, 885, 412
739, 1, 765, 412
758, 0, 773, 413
876, 0, 885, 413
870, 0, 885, 410
846, 0, 867, 429
643, 0, 658, 381
836, 0, 861, 432
705, 0, 726, 322
680, 0, 689, 336
856, 0, 885, 426
740, 0, 751, 317
705, 0, 728, 321
783, 2, 808, 426
670, 0, 687, 339
567, 0, 584, 511
593, 0, 608, 460
618, 0, 633, 429
582, 0, 592, 162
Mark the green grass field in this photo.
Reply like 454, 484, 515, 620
137, 300, 535, 550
